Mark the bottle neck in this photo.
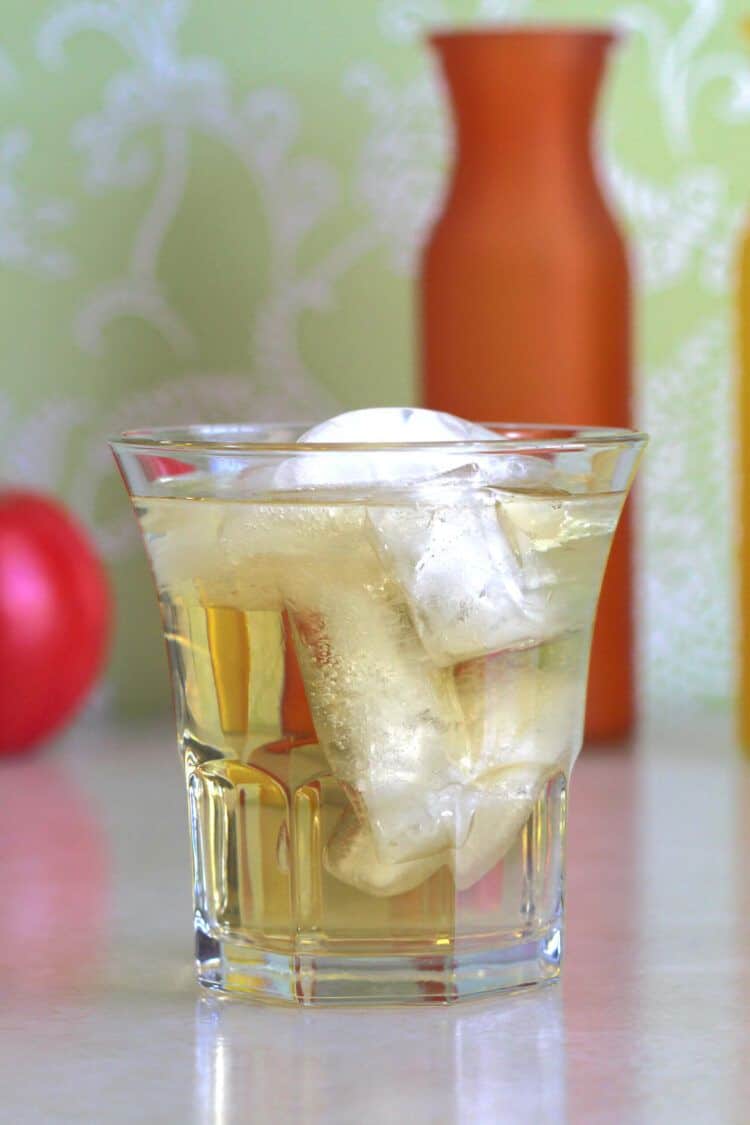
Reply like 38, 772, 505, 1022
434, 31, 612, 200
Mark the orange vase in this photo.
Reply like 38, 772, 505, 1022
420, 27, 633, 742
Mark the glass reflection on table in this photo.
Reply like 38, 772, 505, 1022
194, 987, 565, 1125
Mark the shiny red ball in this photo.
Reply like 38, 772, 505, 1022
0, 490, 110, 754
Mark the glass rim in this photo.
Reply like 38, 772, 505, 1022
109, 422, 648, 456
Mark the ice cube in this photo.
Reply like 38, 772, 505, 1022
324, 768, 546, 896
273, 408, 501, 490
219, 502, 368, 566
453, 633, 588, 779
219, 498, 475, 868
368, 496, 547, 665
138, 497, 282, 611
369, 486, 618, 666
208, 501, 380, 612
324, 809, 445, 897
286, 542, 471, 865
452, 767, 545, 891
326, 636, 584, 898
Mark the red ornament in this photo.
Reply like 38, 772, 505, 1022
0, 490, 110, 754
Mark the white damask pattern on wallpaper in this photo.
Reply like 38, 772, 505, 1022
610, 0, 745, 708
603, 158, 739, 292
617, 0, 750, 152
640, 320, 733, 708
0, 45, 73, 278
0, 129, 74, 277
2, 0, 341, 555
34, 0, 373, 383
0, 0, 746, 711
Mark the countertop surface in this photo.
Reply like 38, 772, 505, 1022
1, 715, 746, 1124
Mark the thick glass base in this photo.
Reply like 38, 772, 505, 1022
195, 924, 562, 1006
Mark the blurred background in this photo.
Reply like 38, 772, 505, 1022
1, 0, 747, 725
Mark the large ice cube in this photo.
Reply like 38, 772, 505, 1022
138, 497, 282, 611
369, 486, 620, 666
219, 502, 368, 568
367, 495, 540, 665
451, 767, 546, 891
273, 408, 501, 490
284, 542, 472, 866
320, 632, 585, 897
323, 766, 547, 896
324, 809, 445, 897
453, 632, 588, 779
218, 498, 475, 868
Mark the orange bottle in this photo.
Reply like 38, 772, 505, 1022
420, 27, 633, 741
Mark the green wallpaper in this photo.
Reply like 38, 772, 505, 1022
1, 0, 746, 715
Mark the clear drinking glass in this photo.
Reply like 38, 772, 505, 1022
111, 423, 645, 1005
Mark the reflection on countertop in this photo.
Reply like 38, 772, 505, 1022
0, 715, 748, 1123
194, 988, 565, 1125
0, 756, 109, 1000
